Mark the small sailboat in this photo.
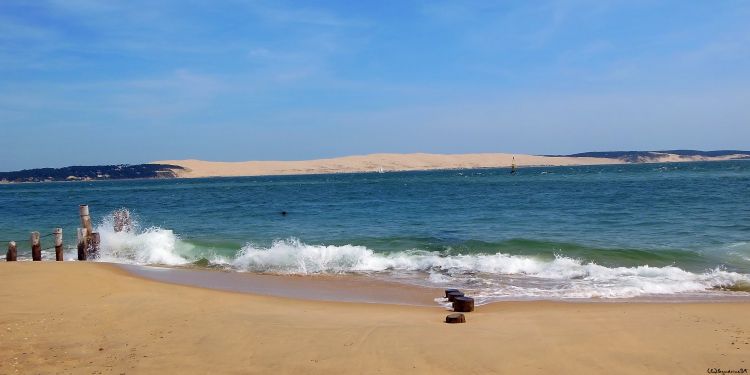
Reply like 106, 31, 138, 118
377, 166, 385, 174
510, 156, 517, 175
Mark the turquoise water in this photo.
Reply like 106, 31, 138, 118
2, 161, 749, 302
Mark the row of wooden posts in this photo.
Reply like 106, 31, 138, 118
444, 288, 475, 324
5, 205, 101, 262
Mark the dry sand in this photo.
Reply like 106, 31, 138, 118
2, 263, 749, 374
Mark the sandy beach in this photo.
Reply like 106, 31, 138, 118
1, 263, 749, 374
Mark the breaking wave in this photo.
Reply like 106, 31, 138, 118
95, 211, 194, 266
94, 220, 750, 301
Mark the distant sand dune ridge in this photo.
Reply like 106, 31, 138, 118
153, 152, 748, 178
154, 153, 618, 178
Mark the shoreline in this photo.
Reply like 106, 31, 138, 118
118, 263, 443, 306
1, 262, 749, 373
118, 263, 750, 306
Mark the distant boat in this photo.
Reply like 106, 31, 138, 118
511, 156, 517, 175
377, 167, 385, 173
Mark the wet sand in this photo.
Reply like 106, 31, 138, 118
121, 264, 750, 305
119, 264, 441, 306
1, 262, 749, 374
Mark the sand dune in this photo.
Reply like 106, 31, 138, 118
153, 153, 622, 178
153, 152, 750, 179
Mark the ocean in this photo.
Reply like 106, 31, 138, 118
2, 160, 749, 304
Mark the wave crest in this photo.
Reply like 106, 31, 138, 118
95, 210, 192, 265
92, 214, 750, 301
221, 238, 749, 299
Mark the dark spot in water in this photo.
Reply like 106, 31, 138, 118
193, 258, 210, 267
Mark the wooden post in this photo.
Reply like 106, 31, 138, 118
31, 231, 41, 261
445, 313, 466, 324
6, 242, 16, 261
79, 205, 93, 236
447, 291, 465, 302
77, 228, 88, 261
54, 228, 63, 261
88, 232, 100, 258
453, 296, 475, 312
445, 288, 460, 298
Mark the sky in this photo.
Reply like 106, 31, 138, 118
1, 0, 749, 170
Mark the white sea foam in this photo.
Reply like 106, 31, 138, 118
95, 211, 192, 266
92, 216, 750, 302
97, 226, 192, 265
227, 239, 750, 301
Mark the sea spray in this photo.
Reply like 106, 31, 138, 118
95, 210, 193, 265
97, 226, 190, 265
220, 238, 750, 301
229, 239, 376, 273
90, 210, 750, 302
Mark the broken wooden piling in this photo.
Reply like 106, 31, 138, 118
88, 232, 100, 258
453, 296, 475, 312
6, 242, 16, 261
78, 204, 100, 260
445, 288, 460, 298
77, 228, 88, 261
79, 205, 93, 235
54, 228, 63, 261
447, 291, 465, 302
445, 313, 466, 324
31, 231, 41, 261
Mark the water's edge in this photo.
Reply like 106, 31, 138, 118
116, 263, 750, 306
116, 263, 443, 307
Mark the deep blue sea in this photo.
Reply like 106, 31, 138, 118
2, 161, 749, 303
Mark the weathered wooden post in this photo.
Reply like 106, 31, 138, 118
6, 242, 17, 261
79, 205, 100, 260
54, 228, 63, 261
31, 231, 41, 261
445, 313, 466, 324
445, 289, 460, 298
79, 205, 93, 235
453, 296, 475, 312
88, 232, 100, 258
77, 228, 88, 261
447, 291, 465, 302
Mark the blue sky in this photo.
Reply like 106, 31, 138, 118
1, 0, 749, 170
